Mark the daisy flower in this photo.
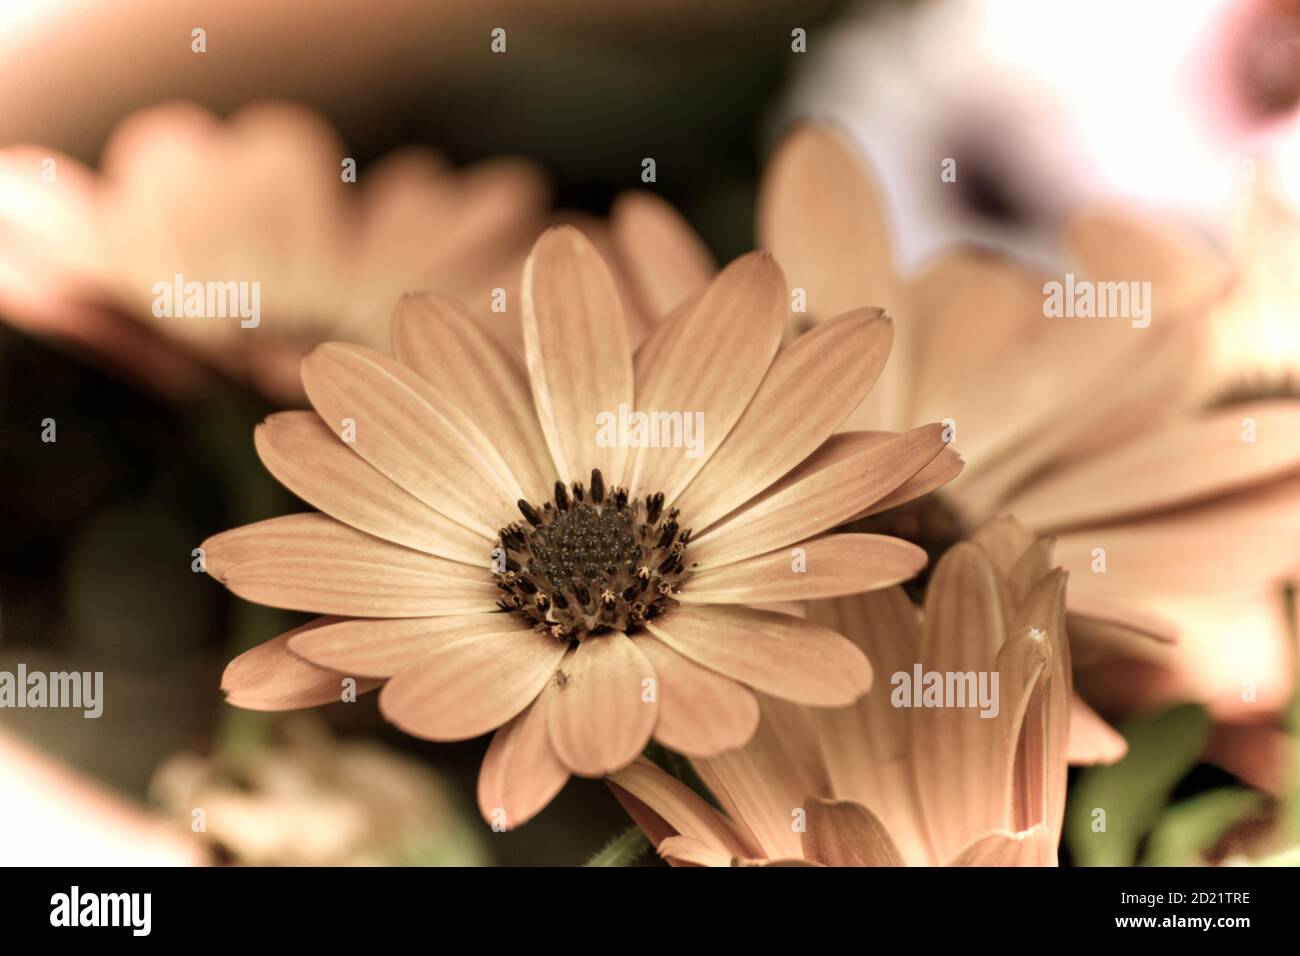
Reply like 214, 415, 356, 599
610, 516, 1069, 866
205, 224, 960, 828
614, 122, 1300, 735
0, 101, 547, 400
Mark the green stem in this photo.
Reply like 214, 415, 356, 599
584, 827, 651, 867
189, 393, 293, 765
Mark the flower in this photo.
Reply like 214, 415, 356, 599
610, 516, 1070, 866
149, 717, 485, 866
0, 101, 548, 400
776, 0, 1300, 266
1210, 174, 1300, 392
613, 122, 1300, 731
204, 224, 961, 828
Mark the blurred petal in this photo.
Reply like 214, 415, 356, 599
610, 191, 715, 323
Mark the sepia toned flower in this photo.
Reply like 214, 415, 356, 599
614, 122, 1300, 729
204, 223, 961, 828
149, 717, 485, 866
0, 101, 548, 401
610, 516, 1070, 866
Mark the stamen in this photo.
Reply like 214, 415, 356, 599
493, 478, 695, 642
518, 500, 543, 527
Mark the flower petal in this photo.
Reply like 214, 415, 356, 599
912, 543, 1021, 861
802, 797, 905, 867
254, 411, 491, 564
625, 251, 785, 500
648, 604, 871, 706
676, 309, 895, 531
679, 533, 926, 604
947, 826, 1057, 867
521, 225, 634, 484
478, 673, 571, 829
1005, 403, 1300, 532
757, 123, 906, 322
301, 342, 522, 536
547, 632, 658, 776
608, 756, 754, 858
610, 191, 715, 323
390, 292, 556, 504
637, 635, 760, 757
803, 587, 931, 863
757, 122, 912, 433
693, 696, 829, 859
850, 444, 964, 522
1065, 593, 1179, 666
689, 426, 947, 569
222, 618, 380, 711
657, 835, 735, 867
202, 514, 498, 617
1067, 693, 1128, 765
379, 625, 566, 741
288, 614, 512, 678
1054, 472, 1300, 602
1065, 207, 1230, 320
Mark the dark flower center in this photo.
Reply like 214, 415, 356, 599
493, 469, 693, 642
844, 493, 967, 603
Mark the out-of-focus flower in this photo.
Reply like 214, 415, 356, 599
611, 516, 1069, 866
0, 726, 207, 865
781, 0, 1300, 268
0, 101, 548, 401
204, 223, 962, 828
149, 717, 485, 866
1210, 175, 1300, 391
615, 122, 1300, 726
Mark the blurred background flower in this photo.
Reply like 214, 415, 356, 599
150, 717, 486, 866
783, 0, 1300, 269
0, 102, 548, 401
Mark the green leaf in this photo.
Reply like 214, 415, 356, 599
1143, 788, 1265, 866
1066, 703, 1210, 866
584, 826, 651, 867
